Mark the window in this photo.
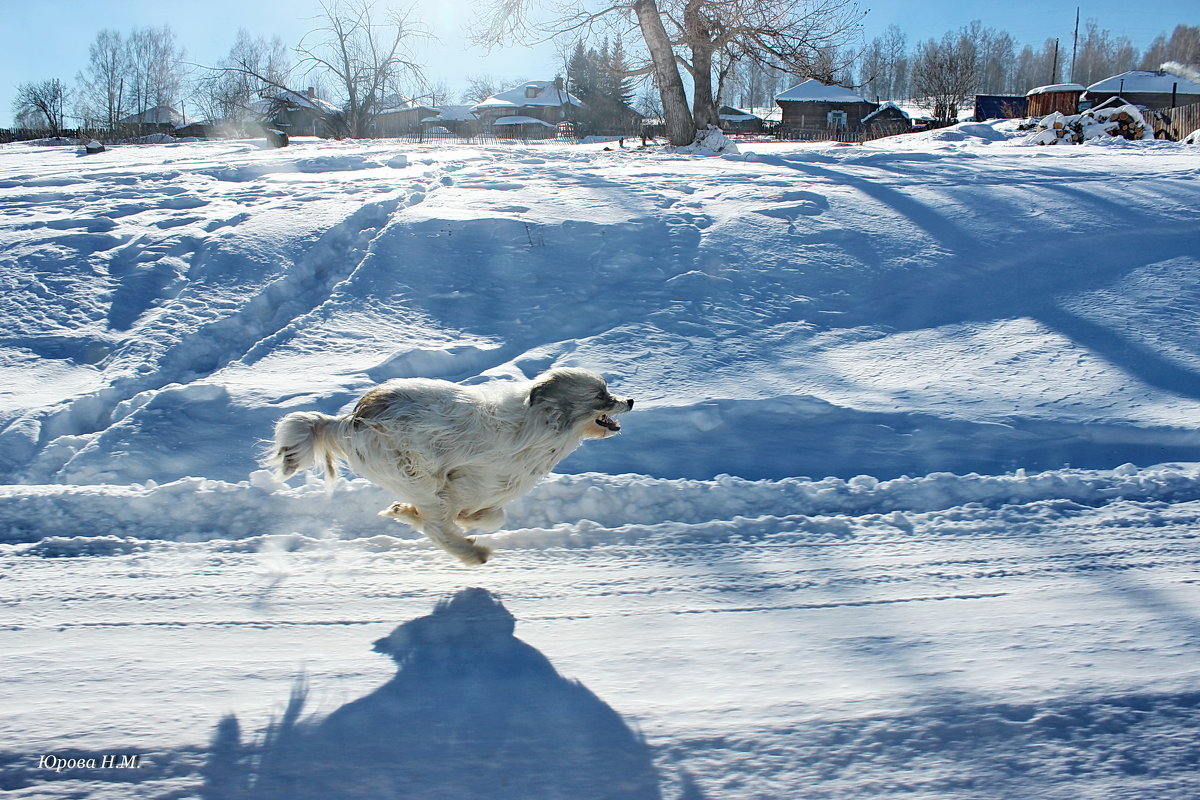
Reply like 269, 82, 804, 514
525, 86, 542, 99
827, 110, 848, 128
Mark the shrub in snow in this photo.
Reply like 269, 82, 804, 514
1027, 104, 1152, 145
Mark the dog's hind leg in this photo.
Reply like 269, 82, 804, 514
382, 502, 491, 565
458, 506, 506, 533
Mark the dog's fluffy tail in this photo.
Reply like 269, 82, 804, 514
269, 411, 345, 483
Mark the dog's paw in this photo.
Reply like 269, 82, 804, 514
456, 537, 492, 566
380, 503, 421, 521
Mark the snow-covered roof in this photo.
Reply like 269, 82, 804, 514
376, 103, 434, 118
376, 93, 413, 112
430, 105, 478, 122
254, 88, 342, 114
1087, 70, 1200, 95
480, 86, 573, 111
492, 115, 556, 128
1026, 83, 1085, 96
776, 79, 868, 104
718, 106, 761, 122
471, 81, 583, 112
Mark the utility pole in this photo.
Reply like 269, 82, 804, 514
1051, 39, 1060, 84
1070, 7, 1080, 83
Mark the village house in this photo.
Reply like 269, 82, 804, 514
717, 106, 763, 134
251, 87, 343, 138
470, 80, 583, 137
420, 105, 479, 137
119, 105, 195, 136
775, 79, 882, 134
372, 94, 437, 137
860, 101, 911, 133
1025, 84, 1085, 117
1085, 69, 1200, 110
775, 80, 910, 137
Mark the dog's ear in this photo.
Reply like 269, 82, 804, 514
528, 377, 569, 432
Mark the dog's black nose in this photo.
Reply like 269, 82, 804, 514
627, 398, 634, 409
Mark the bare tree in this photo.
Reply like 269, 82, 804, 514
194, 29, 292, 127
13, 79, 69, 134
1071, 20, 1138, 86
419, 80, 453, 107
459, 74, 525, 104
1143, 24, 1199, 69
296, 0, 429, 137
911, 29, 978, 120
74, 30, 128, 131
474, 0, 695, 144
476, 0, 860, 144
668, 0, 864, 127
126, 25, 187, 119
855, 24, 907, 101
1014, 38, 1063, 91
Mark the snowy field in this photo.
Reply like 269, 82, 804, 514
2, 125, 1199, 799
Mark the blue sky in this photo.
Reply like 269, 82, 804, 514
2, 0, 1195, 127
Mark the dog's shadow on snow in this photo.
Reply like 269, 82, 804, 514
201, 588, 666, 800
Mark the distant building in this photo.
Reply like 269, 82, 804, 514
251, 87, 343, 138
974, 95, 1029, 120
471, 80, 583, 135
373, 95, 437, 136
420, 105, 479, 137
1026, 84, 1085, 117
861, 101, 911, 133
718, 106, 763, 134
775, 80, 877, 132
1085, 69, 1200, 109
120, 105, 195, 135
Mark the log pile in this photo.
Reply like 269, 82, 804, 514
1029, 104, 1152, 145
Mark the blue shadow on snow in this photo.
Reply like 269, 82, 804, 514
201, 588, 663, 800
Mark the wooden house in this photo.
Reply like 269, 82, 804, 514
775, 80, 876, 131
420, 105, 479, 137
718, 106, 763, 134
860, 101, 911, 133
373, 95, 437, 136
1025, 84, 1084, 117
119, 105, 194, 136
1085, 69, 1200, 110
251, 87, 343, 138
470, 80, 583, 135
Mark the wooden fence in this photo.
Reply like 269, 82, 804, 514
1150, 101, 1200, 140
774, 121, 935, 144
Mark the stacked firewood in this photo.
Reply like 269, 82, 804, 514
1029, 104, 1150, 145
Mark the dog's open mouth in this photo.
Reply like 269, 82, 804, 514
596, 414, 621, 432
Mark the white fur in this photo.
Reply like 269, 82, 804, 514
268, 368, 633, 565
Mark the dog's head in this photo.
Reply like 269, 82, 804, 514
527, 368, 634, 439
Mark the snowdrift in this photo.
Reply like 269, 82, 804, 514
3, 128, 1200, 800
3, 131, 1199, 492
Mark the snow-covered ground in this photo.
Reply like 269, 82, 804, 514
2, 124, 1199, 799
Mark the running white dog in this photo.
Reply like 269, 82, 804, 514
269, 368, 633, 565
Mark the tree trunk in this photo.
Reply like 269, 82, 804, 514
632, 0, 695, 146
690, 43, 719, 128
